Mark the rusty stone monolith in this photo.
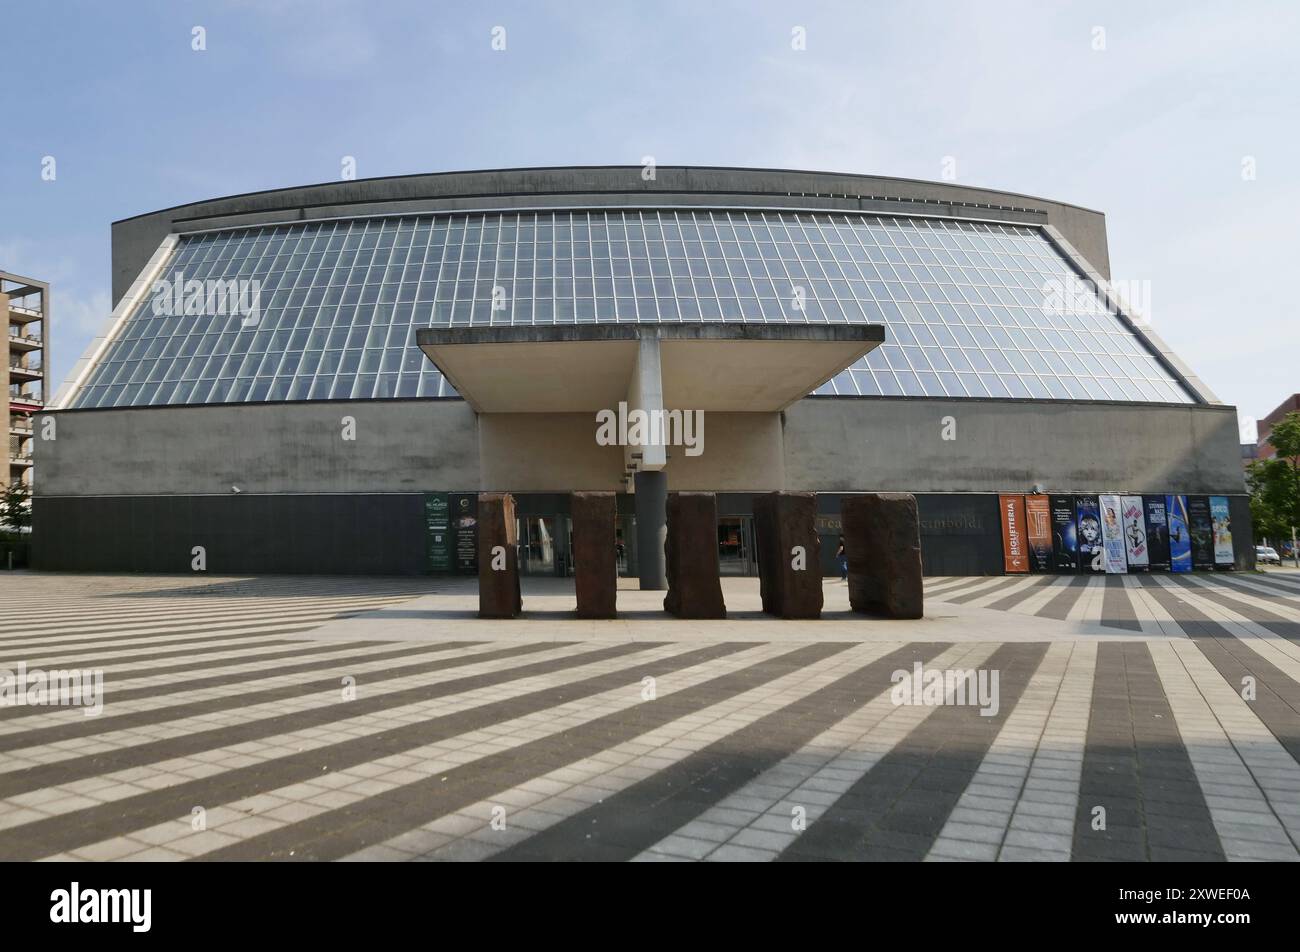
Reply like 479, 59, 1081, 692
842, 492, 923, 620
753, 491, 823, 619
478, 493, 522, 619
663, 492, 726, 619
572, 491, 618, 618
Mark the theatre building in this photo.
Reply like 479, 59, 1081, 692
34, 166, 1249, 580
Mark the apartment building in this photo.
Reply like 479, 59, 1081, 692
2, 271, 48, 491
1256, 393, 1300, 460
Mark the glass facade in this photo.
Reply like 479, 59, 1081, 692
69, 209, 1194, 409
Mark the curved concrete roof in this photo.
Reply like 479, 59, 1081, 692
110, 166, 1110, 305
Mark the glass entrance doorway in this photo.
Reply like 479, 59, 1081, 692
717, 516, 755, 576
518, 515, 567, 576
507, 505, 760, 578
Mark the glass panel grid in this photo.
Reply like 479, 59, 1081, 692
70, 211, 1195, 408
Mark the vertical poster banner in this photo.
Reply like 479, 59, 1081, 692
1210, 495, 1234, 569
1098, 494, 1128, 574
1120, 495, 1149, 571
999, 494, 1029, 574
1024, 495, 1053, 573
1075, 495, 1104, 573
1187, 495, 1215, 571
1144, 495, 1171, 571
450, 493, 479, 574
1050, 494, 1078, 573
424, 493, 452, 574
1166, 494, 1191, 573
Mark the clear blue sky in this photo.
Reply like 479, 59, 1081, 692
2, 0, 1295, 436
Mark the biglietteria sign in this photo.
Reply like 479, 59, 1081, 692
999, 494, 1028, 574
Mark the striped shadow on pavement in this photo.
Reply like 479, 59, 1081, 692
1138, 576, 1300, 767
773, 642, 1051, 861
0, 640, 473, 725
1100, 576, 1142, 632
0, 642, 544, 769
1072, 640, 1225, 862
1187, 576, 1300, 639
489, 642, 954, 861
0, 642, 738, 861
0, 641, 648, 801
194, 643, 861, 861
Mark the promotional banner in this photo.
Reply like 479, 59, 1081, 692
1025, 495, 1053, 573
1166, 494, 1192, 573
450, 493, 479, 574
425, 492, 479, 574
1098, 494, 1128, 574
1120, 495, 1149, 570
1144, 496, 1171, 571
1075, 495, 1104, 573
1210, 495, 1234, 568
1188, 496, 1215, 571
424, 493, 452, 573
999, 494, 1029, 574
1050, 494, 1078, 573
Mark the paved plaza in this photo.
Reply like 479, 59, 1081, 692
1, 569, 1299, 862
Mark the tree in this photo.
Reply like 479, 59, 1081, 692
1248, 410, 1300, 546
0, 480, 32, 534
1265, 410, 1300, 463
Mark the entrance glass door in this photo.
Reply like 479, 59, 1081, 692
616, 516, 635, 577
717, 516, 754, 576
518, 516, 558, 576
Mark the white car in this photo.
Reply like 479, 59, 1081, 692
1256, 546, 1282, 565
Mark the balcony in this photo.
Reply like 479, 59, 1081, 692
7, 331, 42, 351
7, 361, 42, 382
4, 304, 43, 324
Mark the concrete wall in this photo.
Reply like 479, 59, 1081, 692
36, 399, 480, 496
782, 397, 1244, 495
668, 412, 785, 491
112, 166, 1111, 304
479, 413, 623, 491
38, 396, 1244, 500
34, 395, 1248, 575
34, 493, 430, 575
477, 411, 786, 492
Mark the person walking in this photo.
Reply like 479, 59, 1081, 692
836, 536, 847, 581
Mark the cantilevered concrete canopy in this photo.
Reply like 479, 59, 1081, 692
415, 323, 885, 414
417, 321, 885, 592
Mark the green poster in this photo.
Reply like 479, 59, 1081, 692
424, 493, 452, 573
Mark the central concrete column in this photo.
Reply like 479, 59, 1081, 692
626, 330, 668, 473
634, 469, 668, 590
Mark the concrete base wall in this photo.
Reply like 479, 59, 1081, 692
32, 489, 1254, 576
33, 395, 1249, 575
37, 399, 480, 495
783, 397, 1244, 495
39, 397, 1241, 499
33, 493, 430, 574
